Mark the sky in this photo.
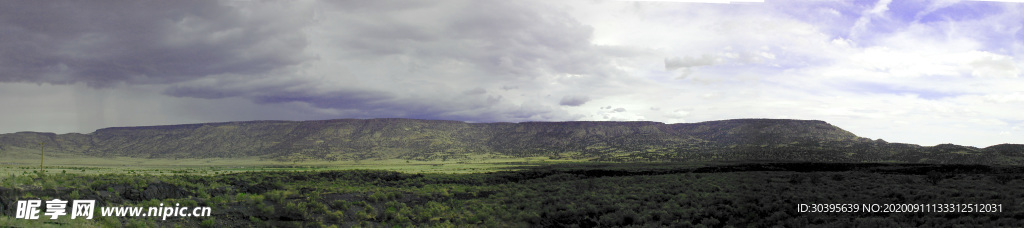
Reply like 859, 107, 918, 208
0, 0, 1022, 147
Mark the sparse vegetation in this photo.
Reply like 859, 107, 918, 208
1, 119, 1023, 165
1, 162, 1021, 227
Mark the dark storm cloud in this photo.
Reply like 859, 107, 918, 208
253, 90, 396, 110
250, 0, 626, 122
0, 0, 311, 87
162, 85, 245, 100
0, 0, 629, 124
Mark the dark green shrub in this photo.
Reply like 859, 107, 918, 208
831, 173, 846, 181
925, 171, 945, 185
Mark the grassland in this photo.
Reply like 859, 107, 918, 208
0, 150, 592, 176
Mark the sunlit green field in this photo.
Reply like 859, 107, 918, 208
0, 150, 590, 176
0, 146, 716, 177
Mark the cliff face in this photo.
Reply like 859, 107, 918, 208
0, 118, 1020, 164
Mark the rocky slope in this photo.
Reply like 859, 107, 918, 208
0, 118, 1021, 164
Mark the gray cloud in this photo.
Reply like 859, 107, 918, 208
665, 54, 719, 79
0, 0, 313, 87
318, 0, 621, 80
252, 91, 396, 111
236, 0, 630, 122
665, 55, 717, 71
559, 95, 591, 106
463, 88, 487, 95
0, 0, 638, 128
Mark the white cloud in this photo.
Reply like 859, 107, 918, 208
915, 0, 963, 22
969, 52, 1021, 78
851, 0, 893, 39
980, 93, 1024, 103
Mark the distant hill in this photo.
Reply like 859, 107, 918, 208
0, 118, 1021, 164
